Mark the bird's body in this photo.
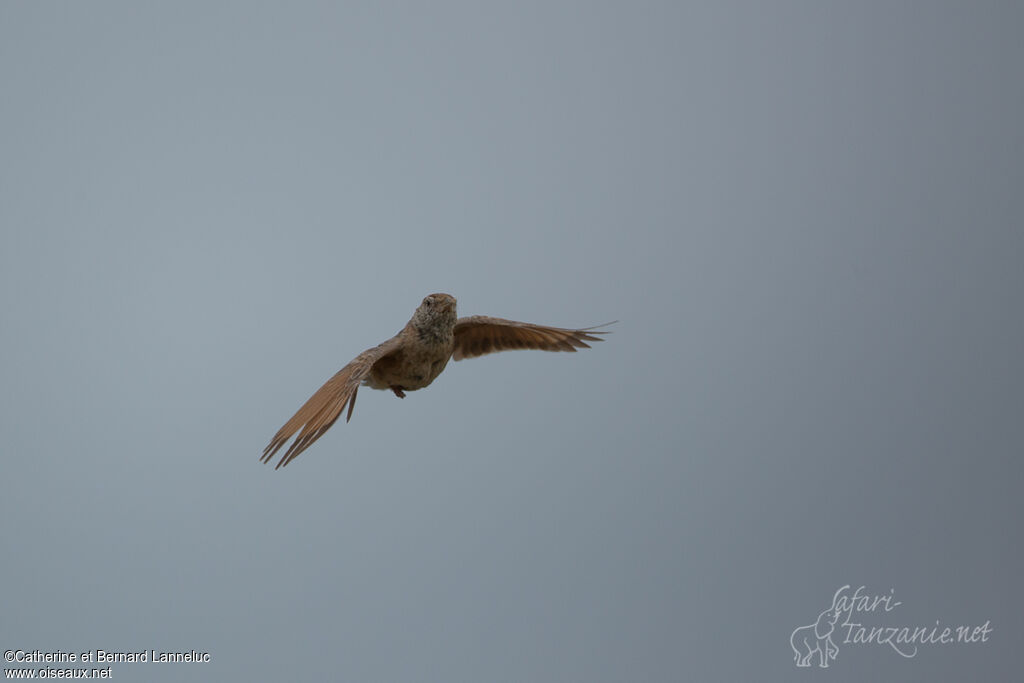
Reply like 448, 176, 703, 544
365, 293, 458, 394
365, 340, 452, 394
261, 293, 609, 468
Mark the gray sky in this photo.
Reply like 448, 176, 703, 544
1, 2, 1021, 681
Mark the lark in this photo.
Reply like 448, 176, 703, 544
261, 293, 611, 468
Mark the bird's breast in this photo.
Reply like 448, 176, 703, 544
367, 342, 452, 391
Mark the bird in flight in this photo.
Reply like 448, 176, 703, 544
261, 293, 611, 468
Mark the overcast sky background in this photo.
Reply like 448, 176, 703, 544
1, 2, 1021, 681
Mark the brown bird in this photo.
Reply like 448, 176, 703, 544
261, 293, 611, 468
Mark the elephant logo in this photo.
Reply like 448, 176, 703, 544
791, 606, 842, 668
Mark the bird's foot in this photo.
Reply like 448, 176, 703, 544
390, 386, 406, 398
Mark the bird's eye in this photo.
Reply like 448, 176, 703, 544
423, 297, 432, 306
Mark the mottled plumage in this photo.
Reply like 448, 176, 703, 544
261, 293, 610, 468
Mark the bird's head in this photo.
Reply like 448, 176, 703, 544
420, 293, 456, 314
410, 293, 458, 338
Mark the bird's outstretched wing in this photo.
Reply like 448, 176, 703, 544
261, 337, 402, 469
452, 316, 612, 361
